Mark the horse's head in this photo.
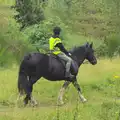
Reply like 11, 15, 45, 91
85, 42, 97, 65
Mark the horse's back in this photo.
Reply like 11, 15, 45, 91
22, 52, 46, 65
19, 52, 48, 74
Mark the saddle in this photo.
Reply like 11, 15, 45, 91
50, 54, 65, 65
48, 53, 78, 75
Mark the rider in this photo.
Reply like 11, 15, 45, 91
49, 26, 75, 79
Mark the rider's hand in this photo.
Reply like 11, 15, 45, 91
68, 53, 72, 56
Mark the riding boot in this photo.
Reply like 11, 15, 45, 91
65, 71, 75, 79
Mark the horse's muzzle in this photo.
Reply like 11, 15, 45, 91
91, 60, 97, 65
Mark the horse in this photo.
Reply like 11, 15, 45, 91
17, 42, 97, 106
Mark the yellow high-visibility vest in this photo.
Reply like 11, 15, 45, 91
49, 37, 62, 55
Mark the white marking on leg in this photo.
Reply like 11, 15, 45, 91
58, 81, 70, 105
72, 80, 87, 103
30, 96, 38, 106
78, 92, 87, 102
27, 76, 29, 81
15, 93, 23, 107
58, 87, 65, 105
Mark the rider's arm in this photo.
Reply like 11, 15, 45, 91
55, 43, 69, 55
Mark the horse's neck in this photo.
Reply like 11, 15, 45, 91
75, 55, 86, 67
72, 47, 86, 66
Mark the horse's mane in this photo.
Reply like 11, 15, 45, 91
69, 45, 85, 54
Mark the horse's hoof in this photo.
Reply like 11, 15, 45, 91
57, 101, 64, 106
30, 101, 38, 107
82, 99, 87, 103
32, 104, 38, 107
23, 103, 27, 107
23, 100, 28, 107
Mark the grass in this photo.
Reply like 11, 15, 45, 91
0, 1, 15, 33
0, 0, 14, 6
0, 58, 120, 120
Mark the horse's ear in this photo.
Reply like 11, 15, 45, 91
90, 42, 93, 48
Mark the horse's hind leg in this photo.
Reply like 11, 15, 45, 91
58, 81, 71, 105
24, 76, 40, 106
16, 92, 24, 103
30, 96, 38, 106
24, 84, 37, 106
23, 80, 33, 106
17, 71, 30, 106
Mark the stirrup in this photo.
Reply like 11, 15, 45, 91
65, 73, 75, 79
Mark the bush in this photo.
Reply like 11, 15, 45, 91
104, 34, 120, 58
95, 41, 108, 57
0, 20, 34, 66
13, 0, 44, 30
95, 34, 120, 58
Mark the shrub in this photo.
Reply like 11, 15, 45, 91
0, 20, 34, 66
95, 41, 108, 57
95, 34, 120, 58
104, 34, 120, 58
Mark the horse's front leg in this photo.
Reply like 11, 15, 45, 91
72, 78, 87, 103
58, 81, 71, 105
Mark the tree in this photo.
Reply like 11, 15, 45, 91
13, 0, 45, 30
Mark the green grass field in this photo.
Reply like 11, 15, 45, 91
0, 58, 120, 120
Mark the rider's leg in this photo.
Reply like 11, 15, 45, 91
57, 53, 74, 78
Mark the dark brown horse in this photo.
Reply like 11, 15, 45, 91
17, 42, 97, 106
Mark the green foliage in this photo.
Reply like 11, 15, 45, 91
95, 41, 108, 57
0, 29, 14, 67
95, 34, 120, 57
99, 101, 119, 120
1, 0, 120, 66
0, 19, 35, 66
0, 45, 13, 67
45, 0, 120, 39
13, 0, 45, 30
104, 34, 120, 57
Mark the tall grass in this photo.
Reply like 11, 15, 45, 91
0, 0, 14, 5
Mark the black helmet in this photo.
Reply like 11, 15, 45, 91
53, 26, 61, 35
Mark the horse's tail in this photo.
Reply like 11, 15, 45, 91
17, 60, 29, 96
18, 72, 26, 95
